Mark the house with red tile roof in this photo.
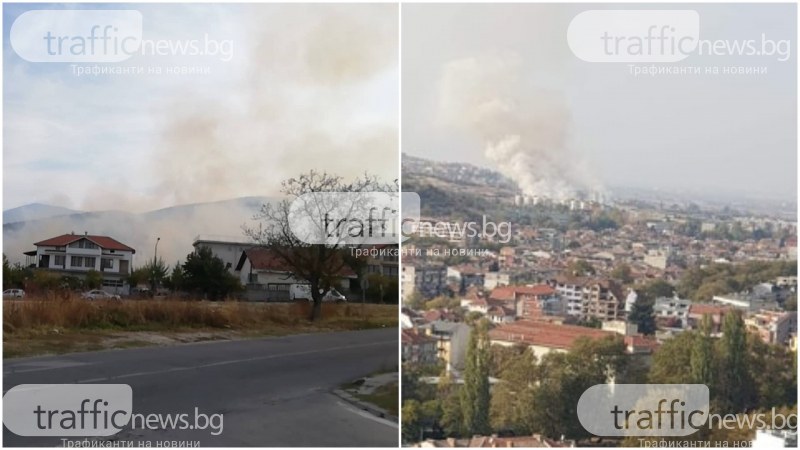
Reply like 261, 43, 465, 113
234, 247, 356, 301
489, 284, 562, 319
25, 232, 135, 295
687, 303, 733, 334
488, 320, 619, 359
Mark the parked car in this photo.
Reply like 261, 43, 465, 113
322, 288, 347, 303
3, 289, 25, 299
290, 283, 312, 300
82, 290, 121, 301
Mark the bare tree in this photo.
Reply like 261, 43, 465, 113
244, 171, 394, 321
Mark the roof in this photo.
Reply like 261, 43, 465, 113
489, 320, 616, 351
236, 247, 356, 277
34, 234, 135, 253
490, 285, 555, 302
689, 304, 731, 316
624, 334, 660, 353
402, 329, 437, 345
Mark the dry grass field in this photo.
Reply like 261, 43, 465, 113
3, 295, 397, 358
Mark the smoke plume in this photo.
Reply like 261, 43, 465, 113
438, 53, 603, 201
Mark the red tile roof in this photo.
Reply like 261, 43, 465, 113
402, 329, 436, 345
34, 234, 135, 253
689, 304, 731, 316
489, 320, 616, 351
624, 334, 660, 353
241, 247, 356, 277
490, 285, 555, 301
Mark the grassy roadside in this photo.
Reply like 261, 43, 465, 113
3, 297, 397, 358
340, 371, 399, 418
355, 381, 399, 417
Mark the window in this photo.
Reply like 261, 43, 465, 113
101, 258, 113, 269
102, 279, 123, 287
71, 256, 83, 267
54, 255, 65, 266
84, 257, 96, 268
268, 284, 290, 291
71, 239, 98, 249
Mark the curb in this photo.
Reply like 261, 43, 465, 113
332, 389, 398, 423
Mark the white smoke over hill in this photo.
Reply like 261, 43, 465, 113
4, 5, 397, 267
437, 53, 604, 202
2, 197, 273, 267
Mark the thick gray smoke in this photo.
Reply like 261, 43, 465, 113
148, 5, 398, 208
4, 5, 397, 266
438, 53, 603, 201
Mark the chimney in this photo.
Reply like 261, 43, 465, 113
84, 231, 88, 236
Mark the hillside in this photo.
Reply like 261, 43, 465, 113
2, 197, 277, 266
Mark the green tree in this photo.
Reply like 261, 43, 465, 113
748, 336, 796, 410
566, 259, 595, 276
424, 296, 460, 311
3, 255, 31, 289
405, 292, 426, 310
183, 247, 242, 300
166, 262, 186, 291
649, 331, 696, 384
127, 267, 150, 290
439, 372, 464, 437
142, 257, 168, 293
628, 297, 656, 335
402, 399, 441, 443
366, 273, 398, 304
717, 311, 754, 413
640, 279, 675, 300
460, 320, 491, 436
690, 315, 714, 391
610, 263, 633, 284
3, 254, 11, 288
489, 348, 538, 434
84, 270, 103, 290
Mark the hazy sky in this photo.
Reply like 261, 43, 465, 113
3, 3, 399, 212
402, 3, 797, 201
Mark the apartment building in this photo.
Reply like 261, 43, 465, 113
403, 264, 448, 300
549, 276, 625, 321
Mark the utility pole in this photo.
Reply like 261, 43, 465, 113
152, 237, 160, 296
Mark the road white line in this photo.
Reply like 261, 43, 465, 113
3, 361, 93, 375
335, 400, 399, 429
69, 340, 396, 384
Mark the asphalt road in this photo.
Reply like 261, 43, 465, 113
3, 328, 398, 447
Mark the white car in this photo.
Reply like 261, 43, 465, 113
82, 290, 121, 301
3, 289, 25, 299
322, 289, 347, 303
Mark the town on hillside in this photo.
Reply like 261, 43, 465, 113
401, 158, 797, 448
